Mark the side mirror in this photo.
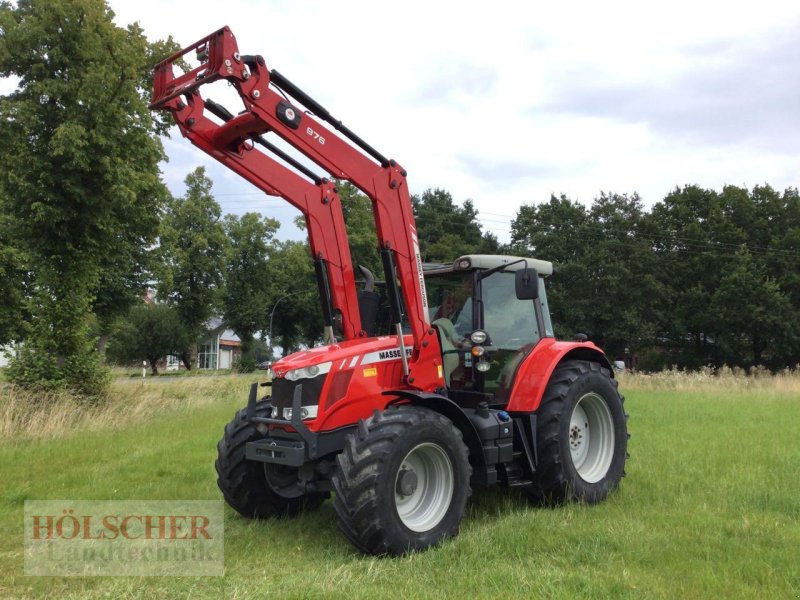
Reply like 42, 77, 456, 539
515, 267, 539, 300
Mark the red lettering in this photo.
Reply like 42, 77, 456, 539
82, 515, 103, 540
32, 515, 54, 540
169, 515, 188, 539
102, 515, 119, 539
190, 515, 211, 540
120, 515, 142, 539
56, 510, 79, 539
144, 515, 167, 540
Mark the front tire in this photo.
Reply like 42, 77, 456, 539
215, 399, 327, 518
527, 360, 628, 505
332, 405, 471, 555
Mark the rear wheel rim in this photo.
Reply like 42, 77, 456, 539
394, 443, 454, 532
569, 392, 615, 483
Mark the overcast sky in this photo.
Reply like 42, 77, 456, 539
9, 1, 800, 242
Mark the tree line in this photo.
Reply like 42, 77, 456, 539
510, 188, 800, 370
1, 0, 798, 400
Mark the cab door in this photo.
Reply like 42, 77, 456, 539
478, 270, 545, 397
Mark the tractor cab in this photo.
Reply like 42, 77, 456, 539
423, 255, 555, 402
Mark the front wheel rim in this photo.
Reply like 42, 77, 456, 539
569, 392, 616, 483
394, 443, 454, 532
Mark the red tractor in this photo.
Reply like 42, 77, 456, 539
150, 27, 628, 555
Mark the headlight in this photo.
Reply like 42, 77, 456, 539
470, 330, 488, 345
284, 361, 332, 381
283, 406, 318, 420
476, 359, 491, 373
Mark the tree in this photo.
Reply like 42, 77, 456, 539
107, 303, 188, 375
646, 185, 724, 367
645, 184, 800, 369
412, 188, 499, 262
584, 193, 662, 359
711, 247, 794, 368
708, 186, 800, 368
157, 167, 227, 369
511, 193, 660, 360
0, 0, 172, 397
0, 209, 29, 345
222, 212, 279, 372
263, 240, 320, 355
337, 182, 382, 276
765, 187, 800, 366
91, 183, 171, 357
510, 194, 593, 340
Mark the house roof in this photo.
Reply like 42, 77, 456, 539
204, 318, 241, 344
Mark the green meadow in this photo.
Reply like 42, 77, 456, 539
1, 371, 798, 599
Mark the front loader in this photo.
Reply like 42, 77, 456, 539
150, 27, 628, 556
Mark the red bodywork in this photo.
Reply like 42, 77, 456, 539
505, 338, 609, 412
270, 336, 606, 433
271, 335, 430, 432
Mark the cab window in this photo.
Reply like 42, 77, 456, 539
481, 271, 539, 350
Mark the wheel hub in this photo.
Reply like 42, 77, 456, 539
263, 463, 305, 498
394, 443, 454, 533
569, 422, 585, 448
396, 467, 419, 497
569, 403, 590, 468
569, 392, 615, 483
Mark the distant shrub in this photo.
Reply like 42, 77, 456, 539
6, 341, 110, 401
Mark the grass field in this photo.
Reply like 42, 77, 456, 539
0, 371, 798, 599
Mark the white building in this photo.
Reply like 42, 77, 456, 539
197, 318, 241, 370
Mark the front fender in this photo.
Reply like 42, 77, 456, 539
505, 338, 612, 413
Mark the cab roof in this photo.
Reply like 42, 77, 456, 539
423, 254, 554, 276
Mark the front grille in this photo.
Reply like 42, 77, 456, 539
271, 374, 326, 410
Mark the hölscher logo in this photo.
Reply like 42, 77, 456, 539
24, 500, 224, 576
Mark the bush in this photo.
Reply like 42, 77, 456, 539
234, 354, 256, 373
6, 342, 110, 401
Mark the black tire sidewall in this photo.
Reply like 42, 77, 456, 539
378, 412, 470, 553
216, 402, 326, 518
557, 370, 627, 503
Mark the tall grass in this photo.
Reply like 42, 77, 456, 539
620, 366, 800, 393
0, 375, 257, 442
2, 368, 798, 442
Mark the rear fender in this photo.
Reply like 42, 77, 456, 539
505, 339, 612, 413
384, 391, 485, 475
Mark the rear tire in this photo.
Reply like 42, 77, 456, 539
215, 400, 327, 518
527, 360, 628, 505
332, 405, 471, 555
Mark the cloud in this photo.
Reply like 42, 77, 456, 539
412, 62, 499, 105
540, 26, 800, 151
455, 155, 561, 188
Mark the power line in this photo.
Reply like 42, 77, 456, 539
510, 220, 800, 259
528, 227, 799, 262
480, 209, 799, 257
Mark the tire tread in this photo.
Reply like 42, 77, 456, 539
332, 405, 471, 555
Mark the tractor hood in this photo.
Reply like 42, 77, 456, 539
271, 335, 414, 379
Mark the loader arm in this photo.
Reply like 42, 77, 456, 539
151, 26, 442, 390
159, 92, 362, 341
